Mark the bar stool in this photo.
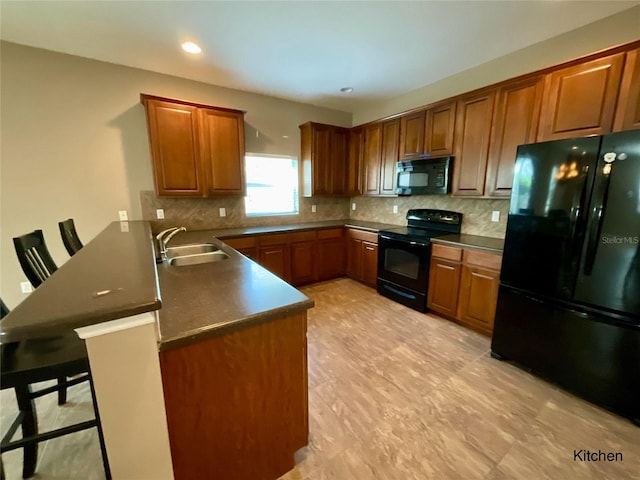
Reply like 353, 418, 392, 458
0, 299, 111, 479
13, 230, 68, 404
58, 219, 84, 257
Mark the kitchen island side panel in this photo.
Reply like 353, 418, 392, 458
159, 311, 308, 480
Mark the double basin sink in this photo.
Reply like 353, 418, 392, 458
165, 243, 229, 266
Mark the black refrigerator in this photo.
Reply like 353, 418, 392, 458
491, 129, 640, 424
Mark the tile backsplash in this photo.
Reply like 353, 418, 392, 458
140, 191, 350, 232
141, 191, 509, 238
349, 195, 510, 239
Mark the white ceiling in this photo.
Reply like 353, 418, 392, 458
1, 1, 638, 113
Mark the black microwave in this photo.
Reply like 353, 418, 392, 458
396, 156, 453, 195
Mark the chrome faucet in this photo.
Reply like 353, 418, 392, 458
156, 226, 186, 257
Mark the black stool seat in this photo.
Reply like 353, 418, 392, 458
1, 333, 89, 388
0, 299, 110, 479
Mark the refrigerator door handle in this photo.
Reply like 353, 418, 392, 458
583, 164, 612, 276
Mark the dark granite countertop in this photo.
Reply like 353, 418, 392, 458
0, 222, 161, 343
155, 230, 314, 351
431, 234, 504, 254
207, 219, 398, 238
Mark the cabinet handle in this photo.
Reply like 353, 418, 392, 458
365, 246, 374, 251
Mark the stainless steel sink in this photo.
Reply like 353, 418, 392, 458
167, 251, 230, 266
165, 243, 219, 259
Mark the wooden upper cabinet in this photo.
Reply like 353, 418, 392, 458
330, 127, 349, 195
200, 108, 246, 195
363, 123, 383, 195
452, 90, 497, 196
300, 122, 348, 196
425, 100, 456, 156
537, 53, 625, 141
380, 118, 400, 195
347, 128, 364, 196
485, 76, 543, 198
399, 111, 426, 160
614, 48, 640, 131
141, 94, 245, 197
143, 99, 205, 196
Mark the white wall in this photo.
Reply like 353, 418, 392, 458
0, 41, 351, 308
353, 6, 640, 125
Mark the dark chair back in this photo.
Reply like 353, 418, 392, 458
13, 230, 58, 288
1, 298, 9, 319
58, 218, 84, 257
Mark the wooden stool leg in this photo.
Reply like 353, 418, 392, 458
57, 377, 67, 405
14, 384, 38, 479
88, 377, 111, 480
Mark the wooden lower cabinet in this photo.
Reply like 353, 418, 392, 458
427, 244, 501, 335
289, 231, 317, 286
224, 228, 348, 286
256, 233, 291, 280
160, 312, 308, 480
317, 228, 345, 281
222, 236, 258, 260
346, 229, 378, 288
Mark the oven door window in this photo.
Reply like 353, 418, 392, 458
384, 248, 420, 279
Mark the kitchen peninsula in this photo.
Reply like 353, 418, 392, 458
0, 221, 314, 480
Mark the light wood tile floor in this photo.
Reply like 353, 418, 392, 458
1, 278, 638, 479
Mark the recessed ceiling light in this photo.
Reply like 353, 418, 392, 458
340, 87, 354, 93
181, 42, 202, 54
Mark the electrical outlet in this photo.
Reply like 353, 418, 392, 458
118, 210, 128, 221
20, 281, 32, 294
352, 203, 356, 211
311, 205, 317, 213
219, 207, 226, 217
491, 211, 500, 222
156, 209, 165, 219
393, 205, 398, 214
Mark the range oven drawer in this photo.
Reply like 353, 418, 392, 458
377, 278, 427, 312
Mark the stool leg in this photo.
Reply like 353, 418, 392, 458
14, 384, 38, 479
88, 377, 111, 480
57, 377, 67, 405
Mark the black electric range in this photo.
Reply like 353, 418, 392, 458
377, 209, 463, 311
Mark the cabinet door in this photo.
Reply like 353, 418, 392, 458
362, 241, 378, 288
330, 127, 349, 195
144, 99, 205, 196
380, 118, 400, 195
290, 241, 317, 286
538, 53, 625, 141
223, 236, 258, 261
347, 128, 363, 196
485, 77, 543, 198
399, 111, 426, 160
313, 124, 332, 195
200, 108, 246, 195
258, 245, 289, 281
363, 123, 382, 195
453, 90, 496, 196
614, 48, 640, 131
317, 238, 345, 281
457, 265, 500, 334
425, 101, 456, 156
346, 237, 363, 280
427, 258, 461, 318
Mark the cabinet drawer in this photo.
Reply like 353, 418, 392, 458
223, 236, 256, 250
289, 231, 316, 243
347, 229, 378, 244
317, 228, 343, 240
259, 233, 290, 246
432, 244, 462, 262
463, 249, 502, 270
